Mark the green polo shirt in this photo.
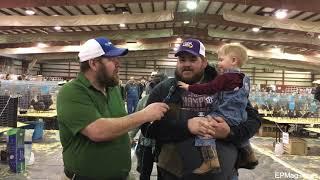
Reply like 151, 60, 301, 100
57, 73, 130, 179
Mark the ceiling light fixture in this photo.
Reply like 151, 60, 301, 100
275, 9, 288, 19
126, 41, 138, 45
183, 20, 190, 24
25, 9, 35, 15
186, 1, 197, 10
271, 47, 282, 53
37, 43, 47, 48
119, 23, 126, 28
252, 27, 260, 32
54, 26, 62, 31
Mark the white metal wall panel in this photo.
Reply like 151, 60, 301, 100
245, 6, 262, 14
141, 2, 153, 13
65, 6, 80, 15
77, 5, 95, 15
307, 14, 320, 21
294, 12, 314, 20
220, 3, 236, 15
233, 4, 248, 13
206, 2, 223, 14
196, 0, 210, 13
153, 2, 164, 11
38, 7, 56, 15
51, 6, 70, 15
166, 1, 178, 12
89, 5, 105, 14
128, 3, 141, 13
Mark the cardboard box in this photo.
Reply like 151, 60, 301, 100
7, 128, 25, 173
257, 123, 278, 137
283, 138, 307, 155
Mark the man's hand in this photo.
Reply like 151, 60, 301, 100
187, 117, 214, 137
141, 102, 169, 122
207, 116, 231, 139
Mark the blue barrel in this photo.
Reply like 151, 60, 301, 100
32, 120, 44, 141
22, 120, 45, 141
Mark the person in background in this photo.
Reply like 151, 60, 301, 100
119, 80, 126, 100
130, 72, 168, 180
125, 77, 141, 114
138, 80, 145, 99
57, 37, 169, 180
21, 74, 27, 80
178, 43, 257, 174
145, 71, 158, 95
314, 82, 320, 102
142, 38, 261, 180
140, 77, 147, 90
5, 73, 11, 80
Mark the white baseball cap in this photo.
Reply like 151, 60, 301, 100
78, 37, 128, 62
313, 80, 320, 84
151, 71, 158, 76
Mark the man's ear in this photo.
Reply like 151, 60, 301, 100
88, 59, 98, 71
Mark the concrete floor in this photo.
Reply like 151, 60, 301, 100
0, 131, 319, 180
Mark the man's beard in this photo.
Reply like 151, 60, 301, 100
174, 68, 204, 84
96, 65, 119, 88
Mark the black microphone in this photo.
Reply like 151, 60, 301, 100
163, 81, 177, 103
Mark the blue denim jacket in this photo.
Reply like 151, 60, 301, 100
196, 69, 250, 146
210, 69, 250, 126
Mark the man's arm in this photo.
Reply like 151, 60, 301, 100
82, 102, 168, 142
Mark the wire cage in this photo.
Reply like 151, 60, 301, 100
0, 96, 18, 127
249, 91, 319, 118
0, 80, 60, 112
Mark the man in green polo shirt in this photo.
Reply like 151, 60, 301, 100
57, 37, 169, 180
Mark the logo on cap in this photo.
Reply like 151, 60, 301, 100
182, 41, 193, 48
104, 42, 112, 46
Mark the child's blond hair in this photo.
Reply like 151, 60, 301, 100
218, 43, 248, 67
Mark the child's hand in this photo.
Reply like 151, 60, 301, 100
178, 81, 189, 90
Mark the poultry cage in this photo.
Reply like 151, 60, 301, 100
0, 95, 18, 127
0, 80, 60, 113
249, 91, 319, 118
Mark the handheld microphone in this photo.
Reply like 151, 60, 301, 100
162, 82, 177, 103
